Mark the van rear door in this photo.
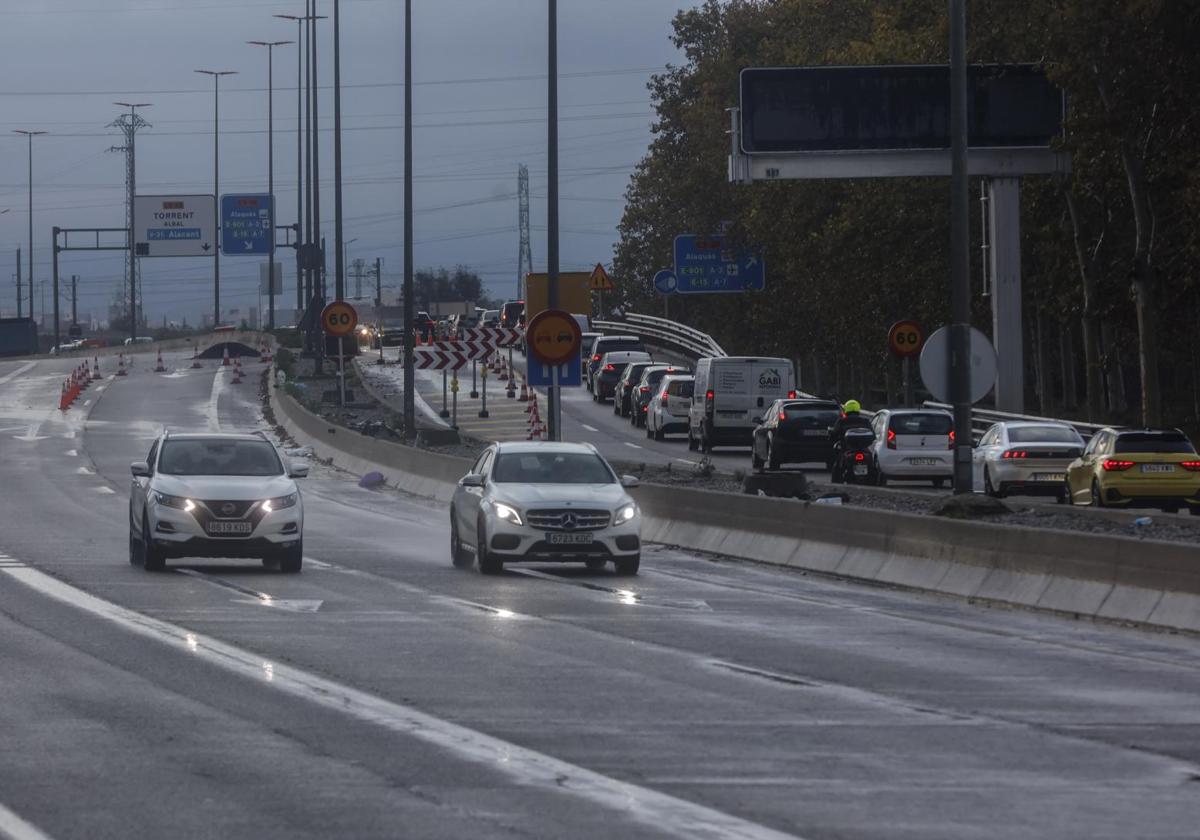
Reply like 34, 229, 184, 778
710, 358, 793, 426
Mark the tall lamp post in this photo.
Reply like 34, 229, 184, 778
274, 13, 313, 316
195, 69, 237, 329
546, 0, 561, 441
402, 0, 415, 438
13, 130, 46, 337
113, 102, 150, 343
248, 40, 293, 330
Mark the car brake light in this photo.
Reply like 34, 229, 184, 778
1102, 459, 1136, 472
640, 386, 650, 393
948, 430, 956, 449
1002, 450, 1028, 459
660, 394, 668, 407
779, 411, 787, 422
642, 405, 648, 413
604, 363, 615, 372
787, 390, 796, 399
854, 452, 866, 462
592, 354, 601, 362
1181, 461, 1200, 472
886, 429, 897, 450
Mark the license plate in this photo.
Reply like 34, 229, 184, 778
909, 458, 938, 466
207, 521, 253, 536
803, 430, 827, 437
854, 465, 868, 476
1141, 464, 1174, 473
1036, 473, 1066, 482
546, 532, 594, 545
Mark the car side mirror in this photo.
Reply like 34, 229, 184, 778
288, 462, 310, 479
460, 473, 485, 488
620, 475, 640, 488
130, 461, 150, 478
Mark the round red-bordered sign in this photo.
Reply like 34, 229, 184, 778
321, 301, 359, 337
888, 320, 925, 358
526, 309, 582, 366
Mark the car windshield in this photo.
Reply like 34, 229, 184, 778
158, 439, 283, 477
1115, 432, 1196, 454
669, 380, 695, 397
890, 414, 953, 435
1009, 426, 1080, 443
492, 452, 615, 484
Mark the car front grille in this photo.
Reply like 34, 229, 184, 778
198, 500, 258, 519
526, 509, 611, 531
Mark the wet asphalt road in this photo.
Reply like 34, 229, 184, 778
2, 352, 1200, 840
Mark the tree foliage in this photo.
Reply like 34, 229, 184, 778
614, 0, 1200, 424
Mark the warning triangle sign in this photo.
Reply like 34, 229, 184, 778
589, 263, 614, 292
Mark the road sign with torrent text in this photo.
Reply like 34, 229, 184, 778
673, 235, 766, 294
221, 194, 274, 256
133, 195, 216, 258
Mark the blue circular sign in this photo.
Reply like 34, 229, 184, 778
653, 270, 677, 295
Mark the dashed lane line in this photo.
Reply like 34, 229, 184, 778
0, 801, 53, 840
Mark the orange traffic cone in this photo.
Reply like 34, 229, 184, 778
92, 357, 102, 381
191, 346, 202, 369
222, 346, 231, 367
232, 359, 244, 385
259, 342, 273, 363
116, 353, 128, 376
517, 379, 529, 402
154, 349, 167, 372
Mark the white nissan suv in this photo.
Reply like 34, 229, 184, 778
450, 442, 643, 575
129, 431, 308, 572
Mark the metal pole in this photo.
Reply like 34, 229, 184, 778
333, 0, 346, 303
440, 369, 450, 418
71, 275, 77, 326
214, 75, 221, 327
471, 360, 478, 398
15, 248, 21, 319
949, 0, 972, 494
268, 44, 277, 329
51, 228, 60, 351
546, 0, 561, 441
903, 356, 914, 407
311, 13, 323, 304
338, 336, 346, 409
296, 19, 303, 315
304, 8, 313, 309
451, 372, 458, 429
27, 135, 34, 331
374, 256, 382, 307
479, 362, 489, 418
129, 110, 137, 342
402, 0, 415, 439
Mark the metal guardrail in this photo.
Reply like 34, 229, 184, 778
593, 313, 726, 360
923, 401, 1107, 443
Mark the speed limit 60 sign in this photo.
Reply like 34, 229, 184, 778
321, 301, 358, 337
888, 320, 924, 358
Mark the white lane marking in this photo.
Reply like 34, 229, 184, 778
14, 423, 47, 443
581, 424, 599, 433
1, 562, 801, 840
623, 442, 643, 450
75, 466, 95, 476
92, 486, 115, 495
0, 800, 54, 840
205, 368, 224, 432
675, 459, 699, 466
64, 450, 77, 457
0, 427, 29, 434
0, 361, 38, 387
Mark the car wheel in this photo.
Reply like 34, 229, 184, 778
450, 514, 473, 569
1057, 482, 1070, 505
645, 423, 653, 440
767, 440, 780, 471
1163, 505, 1181, 515
701, 428, 713, 454
1090, 480, 1104, 508
614, 554, 640, 576
932, 478, 946, 489
141, 517, 165, 572
477, 519, 504, 575
653, 425, 664, 442
613, 399, 621, 416
584, 558, 607, 573
984, 468, 1003, 498
875, 462, 888, 486
129, 523, 142, 566
687, 429, 699, 451
751, 445, 764, 473
279, 540, 303, 574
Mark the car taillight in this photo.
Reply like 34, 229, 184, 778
1180, 461, 1200, 472
886, 429, 897, 450
641, 405, 648, 413
640, 386, 650, 393
705, 389, 714, 415
604, 364, 615, 372
787, 390, 796, 399
660, 394, 668, 407
948, 430, 956, 449
854, 452, 866, 463
1002, 450, 1028, 460
592, 354, 601, 362
779, 411, 787, 422
1102, 459, 1136, 472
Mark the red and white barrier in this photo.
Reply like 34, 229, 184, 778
154, 349, 167, 372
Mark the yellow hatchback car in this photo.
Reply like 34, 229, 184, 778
1066, 428, 1200, 513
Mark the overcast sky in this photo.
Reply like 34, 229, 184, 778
0, 0, 694, 326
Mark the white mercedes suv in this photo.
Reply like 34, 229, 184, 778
129, 431, 308, 573
450, 442, 643, 575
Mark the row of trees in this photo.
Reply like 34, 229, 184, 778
613, 0, 1200, 428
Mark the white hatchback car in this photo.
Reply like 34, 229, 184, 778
450, 442, 642, 575
646, 374, 695, 441
870, 409, 955, 487
129, 431, 308, 572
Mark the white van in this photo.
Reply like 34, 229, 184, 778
687, 356, 796, 452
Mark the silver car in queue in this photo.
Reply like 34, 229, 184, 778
973, 421, 1086, 501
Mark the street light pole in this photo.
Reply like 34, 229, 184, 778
249, 40, 293, 331
949, 0, 972, 494
196, 70, 237, 330
546, 0, 561, 441
274, 15, 307, 317
333, 0, 346, 302
113, 103, 150, 343
13, 130, 46, 339
402, 0, 415, 439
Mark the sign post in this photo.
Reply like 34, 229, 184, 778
479, 359, 490, 419
321, 301, 358, 410
526, 309, 582, 441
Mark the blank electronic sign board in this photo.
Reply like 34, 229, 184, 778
739, 65, 1063, 154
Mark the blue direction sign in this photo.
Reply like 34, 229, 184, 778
526, 353, 582, 388
221, 194, 274, 256
672, 234, 765, 294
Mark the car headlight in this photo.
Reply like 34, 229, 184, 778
154, 492, 195, 512
615, 502, 638, 523
492, 502, 523, 526
262, 493, 298, 513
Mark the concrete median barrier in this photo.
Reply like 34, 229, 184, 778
269, 378, 1200, 633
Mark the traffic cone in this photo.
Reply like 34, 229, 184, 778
154, 349, 167, 372
498, 357, 509, 382
222, 346, 231, 367
116, 353, 128, 376
232, 359, 244, 385
259, 341, 272, 363
518, 379, 529, 402
191, 346, 202, 369
92, 357, 101, 381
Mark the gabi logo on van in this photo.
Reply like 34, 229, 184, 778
759, 368, 781, 388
